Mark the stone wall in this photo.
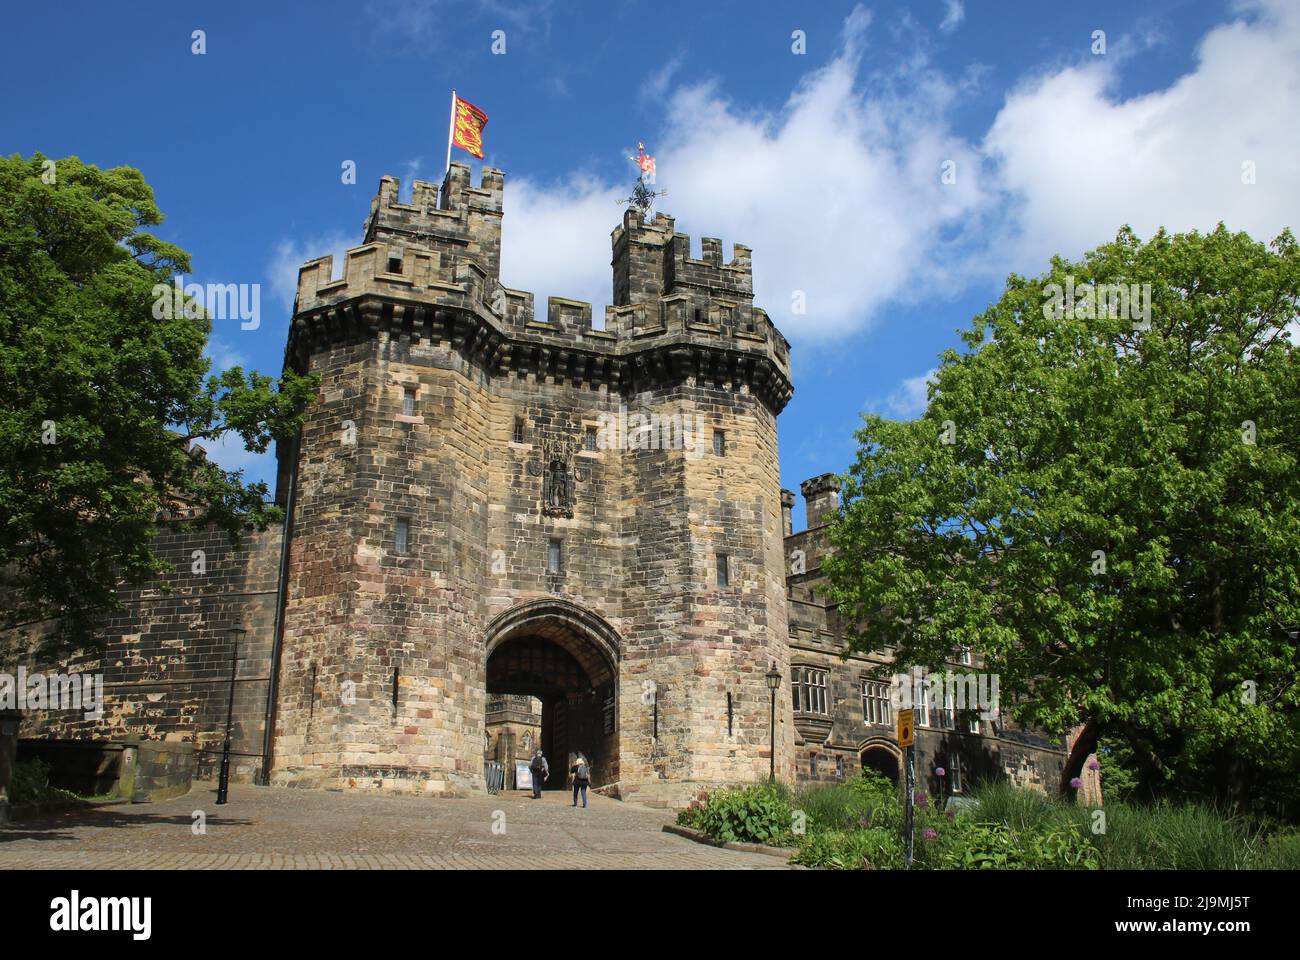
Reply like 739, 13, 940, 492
270, 166, 796, 804
1, 521, 283, 785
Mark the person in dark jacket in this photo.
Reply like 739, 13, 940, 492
570, 752, 591, 808
528, 748, 548, 799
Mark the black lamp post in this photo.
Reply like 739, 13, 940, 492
216, 625, 245, 805
765, 663, 782, 783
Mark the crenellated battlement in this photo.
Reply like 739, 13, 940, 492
364, 164, 504, 281
288, 168, 792, 411
610, 207, 753, 305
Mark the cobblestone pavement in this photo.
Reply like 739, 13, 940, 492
0, 782, 791, 869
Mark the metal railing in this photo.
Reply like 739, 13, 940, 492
484, 760, 505, 794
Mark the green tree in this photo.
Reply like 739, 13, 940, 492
0, 154, 316, 653
823, 225, 1300, 818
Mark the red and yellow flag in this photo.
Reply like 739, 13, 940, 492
452, 94, 489, 159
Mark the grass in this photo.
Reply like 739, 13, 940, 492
684, 772, 1300, 870
6, 758, 105, 807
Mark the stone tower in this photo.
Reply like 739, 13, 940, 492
268, 164, 795, 805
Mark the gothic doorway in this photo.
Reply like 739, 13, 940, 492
484, 600, 620, 792
860, 744, 901, 788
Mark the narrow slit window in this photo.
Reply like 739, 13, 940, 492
584, 426, 598, 452
716, 553, 729, 588
547, 538, 562, 575
402, 386, 416, 417
395, 518, 410, 554
713, 430, 726, 457
513, 416, 525, 444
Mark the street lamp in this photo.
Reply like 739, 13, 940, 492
216, 625, 246, 805
765, 662, 782, 783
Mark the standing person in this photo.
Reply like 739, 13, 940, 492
570, 752, 590, 808
528, 748, 548, 799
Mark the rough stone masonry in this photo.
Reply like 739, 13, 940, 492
267, 165, 796, 805
4, 164, 1088, 809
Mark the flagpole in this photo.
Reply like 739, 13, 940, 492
445, 89, 457, 178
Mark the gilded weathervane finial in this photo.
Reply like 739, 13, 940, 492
619, 141, 667, 220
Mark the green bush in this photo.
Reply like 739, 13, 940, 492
792, 827, 902, 869
789, 772, 901, 834
7, 758, 77, 805
693, 783, 793, 845
686, 777, 1296, 870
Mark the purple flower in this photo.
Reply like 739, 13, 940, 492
1069, 777, 1083, 789
935, 767, 946, 777
945, 809, 956, 819
1088, 760, 1101, 772
923, 828, 938, 841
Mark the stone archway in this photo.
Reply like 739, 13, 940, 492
484, 600, 620, 791
858, 739, 902, 788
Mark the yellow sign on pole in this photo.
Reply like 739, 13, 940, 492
897, 708, 914, 747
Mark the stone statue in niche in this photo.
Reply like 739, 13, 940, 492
540, 434, 576, 517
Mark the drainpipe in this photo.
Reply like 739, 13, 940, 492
259, 429, 300, 785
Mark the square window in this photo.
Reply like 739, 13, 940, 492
713, 430, 726, 457
547, 539, 562, 575
716, 553, 729, 588
394, 519, 409, 554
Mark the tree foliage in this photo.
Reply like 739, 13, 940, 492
823, 224, 1300, 818
0, 154, 316, 651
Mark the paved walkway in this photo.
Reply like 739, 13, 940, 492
0, 782, 790, 869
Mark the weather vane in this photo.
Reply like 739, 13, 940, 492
619, 141, 667, 219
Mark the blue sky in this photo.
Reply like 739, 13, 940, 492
4, 0, 1297, 528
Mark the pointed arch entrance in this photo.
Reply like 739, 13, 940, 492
858, 737, 902, 789
485, 599, 620, 791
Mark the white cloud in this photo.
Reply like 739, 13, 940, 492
502, 5, 991, 342
500, 174, 625, 317
265, 230, 355, 311
939, 0, 964, 34
880, 368, 938, 419
204, 338, 248, 375
192, 429, 276, 485
984, 0, 1300, 272
497, 1, 1300, 346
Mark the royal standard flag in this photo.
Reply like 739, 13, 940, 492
452, 94, 489, 159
